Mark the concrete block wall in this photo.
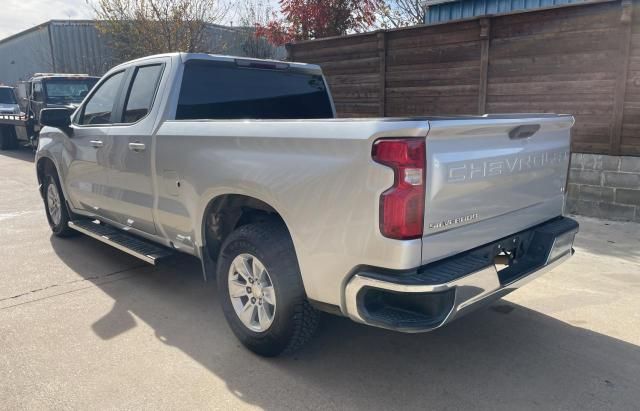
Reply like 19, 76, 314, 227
567, 154, 640, 222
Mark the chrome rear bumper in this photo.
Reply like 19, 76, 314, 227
344, 217, 578, 333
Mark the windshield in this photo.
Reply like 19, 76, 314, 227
0, 88, 16, 104
45, 79, 98, 104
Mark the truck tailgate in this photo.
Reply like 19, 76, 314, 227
421, 115, 574, 264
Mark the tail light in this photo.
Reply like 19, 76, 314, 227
372, 138, 426, 240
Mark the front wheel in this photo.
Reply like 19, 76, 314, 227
217, 222, 320, 357
0, 126, 18, 150
29, 134, 39, 151
43, 171, 76, 237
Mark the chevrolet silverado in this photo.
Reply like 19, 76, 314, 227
34, 53, 578, 356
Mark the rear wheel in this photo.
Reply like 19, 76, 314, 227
217, 222, 320, 357
43, 170, 76, 237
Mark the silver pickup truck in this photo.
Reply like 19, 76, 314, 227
35, 52, 578, 356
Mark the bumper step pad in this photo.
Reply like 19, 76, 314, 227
346, 217, 579, 332
68, 220, 174, 265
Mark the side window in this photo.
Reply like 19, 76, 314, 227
32, 82, 43, 101
79, 71, 125, 125
121, 64, 163, 123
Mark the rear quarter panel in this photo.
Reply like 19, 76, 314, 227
154, 119, 429, 308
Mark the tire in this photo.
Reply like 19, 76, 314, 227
217, 222, 320, 357
42, 170, 76, 237
0, 126, 18, 150
29, 133, 39, 151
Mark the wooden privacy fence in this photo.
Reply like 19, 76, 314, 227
286, 0, 640, 156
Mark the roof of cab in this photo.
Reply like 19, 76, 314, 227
30, 74, 100, 80
181, 53, 321, 71
110, 52, 322, 73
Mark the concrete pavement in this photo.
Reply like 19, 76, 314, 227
1, 148, 639, 410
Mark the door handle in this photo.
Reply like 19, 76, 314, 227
509, 124, 540, 140
89, 140, 103, 148
128, 142, 146, 152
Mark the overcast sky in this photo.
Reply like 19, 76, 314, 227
0, 0, 95, 40
0, 0, 269, 41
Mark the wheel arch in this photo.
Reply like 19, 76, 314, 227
35, 156, 58, 198
200, 193, 291, 257
35, 154, 75, 214
198, 193, 301, 280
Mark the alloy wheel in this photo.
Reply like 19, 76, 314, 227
46, 181, 62, 226
228, 253, 277, 332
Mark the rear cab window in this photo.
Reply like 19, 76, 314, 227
175, 60, 334, 120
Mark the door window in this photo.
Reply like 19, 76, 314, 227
32, 82, 43, 101
79, 71, 125, 125
121, 64, 163, 123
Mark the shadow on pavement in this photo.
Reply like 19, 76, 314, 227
50, 234, 640, 409
0, 147, 34, 163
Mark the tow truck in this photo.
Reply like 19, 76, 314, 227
0, 73, 98, 150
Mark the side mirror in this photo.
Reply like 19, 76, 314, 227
40, 108, 71, 128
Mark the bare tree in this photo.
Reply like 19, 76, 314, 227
234, 0, 280, 59
93, 0, 231, 62
379, 0, 425, 28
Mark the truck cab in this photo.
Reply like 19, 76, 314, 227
15, 74, 99, 148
